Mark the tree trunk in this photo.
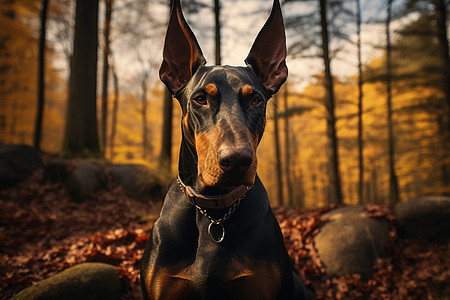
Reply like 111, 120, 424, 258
283, 84, 293, 206
109, 56, 119, 160
319, 0, 342, 205
291, 130, 305, 207
432, 0, 450, 133
63, 0, 100, 157
386, 0, 400, 203
34, 0, 49, 151
101, 0, 113, 152
141, 73, 150, 159
273, 94, 284, 206
159, 0, 174, 173
214, 0, 221, 65
159, 88, 173, 173
356, 0, 364, 204
432, 0, 450, 186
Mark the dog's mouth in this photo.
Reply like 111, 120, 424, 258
198, 185, 232, 196
196, 172, 256, 194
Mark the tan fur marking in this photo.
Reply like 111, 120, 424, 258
146, 265, 194, 300
224, 259, 282, 299
184, 113, 195, 145
205, 83, 218, 97
242, 85, 253, 97
195, 129, 223, 187
195, 121, 259, 188
146, 259, 281, 299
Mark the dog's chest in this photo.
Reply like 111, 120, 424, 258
146, 255, 282, 300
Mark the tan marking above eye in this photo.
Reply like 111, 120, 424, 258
205, 83, 218, 97
241, 85, 253, 97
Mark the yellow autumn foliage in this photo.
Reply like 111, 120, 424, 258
1, 3, 448, 208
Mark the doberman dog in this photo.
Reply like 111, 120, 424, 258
141, 0, 309, 299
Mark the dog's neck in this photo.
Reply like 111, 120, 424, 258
178, 137, 198, 188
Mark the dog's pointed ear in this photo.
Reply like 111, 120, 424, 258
159, 0, 206, 95
245, 0, 287, 95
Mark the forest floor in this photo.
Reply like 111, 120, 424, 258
1, 168, 449, 300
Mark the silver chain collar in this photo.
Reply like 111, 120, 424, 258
194, 194, 243, 224
176, 177, 250, 243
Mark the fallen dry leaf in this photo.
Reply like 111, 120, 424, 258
1, 167, 449, 299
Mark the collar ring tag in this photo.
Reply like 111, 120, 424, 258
208, 222, 225, 243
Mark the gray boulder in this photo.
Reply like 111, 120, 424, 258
66, 161, 107, 202
110, 164, 165, 202
394, 196, 450, 241
45, 158, 70, 183
315, 206, 389, 278
0, 144, 42, 189
11, 262, 125, 300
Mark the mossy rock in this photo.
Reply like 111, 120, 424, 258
11, 262, 125, 300
315, 206, 389, 279
110, 164, 166, 202
394, 196, 450, 242
0, 144, 42, 189
66, 161, 107, 203
45, 158, 70, 183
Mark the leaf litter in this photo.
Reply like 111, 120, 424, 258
1, 168, 448, 299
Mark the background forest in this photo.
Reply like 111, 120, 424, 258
1, 0, 449, 208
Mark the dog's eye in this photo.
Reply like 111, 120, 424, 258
251, 96, 262, 106
193, 95, 207, 105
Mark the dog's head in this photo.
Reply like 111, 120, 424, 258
160, 0, 287, 191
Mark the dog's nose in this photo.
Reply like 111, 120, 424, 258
217, 147, 253, 172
